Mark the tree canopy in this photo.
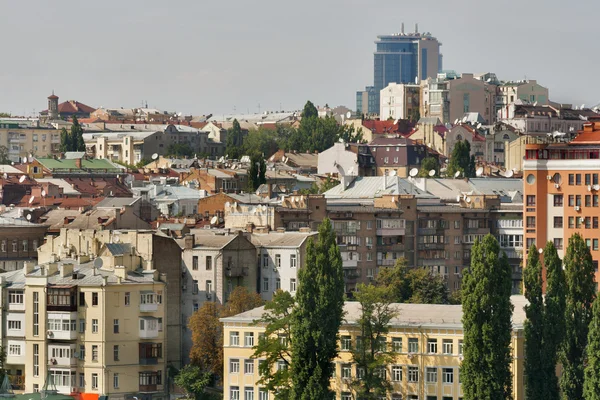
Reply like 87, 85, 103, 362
524, 244, 545, 399
226, 119, 244, 159
447, 140, 476, 178
417, 156, 439, 178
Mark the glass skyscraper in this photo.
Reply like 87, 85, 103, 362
357, 27, 442, 115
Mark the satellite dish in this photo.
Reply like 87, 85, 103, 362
456, 195, 462, 203
26, 214, 32, 221
454, 171, 461, 178
41, 190, 46, 197
224, 202, 230, 208
93, 258, 104, 269
428, 169, 436, 177
505, 170, 514, 178
19, 175, 26, 183
346, 111, 352, 119
210, 216, 218, 225
476, 167, 484, 177
466, 197, 472, 203
2, 173, 6, 179
409, 168, 418, 177
390, 170, 397, 176
233, 202, 237, 208
152, 153, 158, 160
29, 196, 35, 204
538, 248, 543, 254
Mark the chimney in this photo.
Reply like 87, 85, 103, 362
401, 22, 404, 34
46, 262, 58, 276
114, 265, 127, 282
24, 261, 36, 274
59, 263, 74, 277
75, 158, 82, 168
183, 234, 194, 250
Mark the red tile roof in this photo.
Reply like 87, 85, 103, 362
362, 120, 415, 136
58, 100, 96, 114
570, 130, 600, 144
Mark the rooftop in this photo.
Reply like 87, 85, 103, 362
250, 231, 317, 248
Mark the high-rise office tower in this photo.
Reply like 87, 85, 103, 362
357, 24, 442, 115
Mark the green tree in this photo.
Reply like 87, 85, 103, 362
166, 143, 194, 158
349, 284, 398, 399
71, 115, 85, 151
242, 127, 281, 159
226, 119, 243, 159
174, 365, 213, 399
300, 176, 339, 195
523, 244, 545, 399
252, 290, 296, 399
0, 146, 10, 165
221, 286, 264, 318
188, 302, 223, 377
461, 234, 513, 400
376, 259, 448, 304
290, 218, 345, 400
542, 241, 566, 400
0, 112, 11, 118
447, 140, 476, 178
561, 233, 596, 400
585, 297, 600, 399
247, 153, 266, 192
301, 101, 318, 120
418, 156, 439, 178
337, 125, 366, 144
59, 127, 70, 153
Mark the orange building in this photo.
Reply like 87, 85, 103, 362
524, 121, 600, 289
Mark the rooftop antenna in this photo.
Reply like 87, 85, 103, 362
401, 22, 405, 34
415, 23, 418, 33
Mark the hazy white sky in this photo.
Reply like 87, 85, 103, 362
1, 0, 598, 116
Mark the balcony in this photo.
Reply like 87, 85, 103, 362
140, 384, 163, 393
139, 318, 159, 339
139, 343, 162, 365
418, 259, 446, 267
344, 270, 361, 280
377, 228, 406, 236
8, 302, 25, 312
378, 259, 397, 267
225, 266, 249, 277
502, 249, 523, 259
140, 302, 158, 313
9, 375, 24, 391
417, 243, 445, 251
342, 259, 358, 268
417, 227, 444, 235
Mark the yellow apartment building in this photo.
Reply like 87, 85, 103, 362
0, 258, 167, 400
221, 297, 526, 400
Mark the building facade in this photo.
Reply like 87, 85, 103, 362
0, 216, 48, 271
380, 83, 421, 121
221, 297, 527, 400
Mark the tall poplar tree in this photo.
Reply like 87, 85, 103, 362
561, 233, 596, 399
584, 296, 600, 399
523, 244, 545, 399
542, 241, 566, 400
71, 115, 85, 151
290, 218, 345, 400
461, 234, 513, 400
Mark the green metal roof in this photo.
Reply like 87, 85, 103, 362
36, 158, 121, 171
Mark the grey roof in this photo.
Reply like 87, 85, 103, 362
83, 131, 156, 140
0, 215, 47, 227
227, 193, 273, 204
418, 117, 442, 125
222, 295, 529, 330
416, 178, 523, 204
96, 196, 140, 208
104, 243, 132, 256
324, 176, 435, 200
64, 151, 86, 159
250, 232, 317, 248
35, 178, 81, 195
190, 230, 238, 249
1, 260, 160, 287
327, 205, 404, 214
155, 186, 203, 200
158, 223, 186, 230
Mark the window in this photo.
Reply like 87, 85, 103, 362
408, 366, 419, 382
192, 280, 199, 295
11, 240, 16, 252
443, 339, 453, 354
262, 278, 269, 292
552, 238, 563, 250
341, 393, 352, 400
33, 344, 39, 377
595, 195, 599, 207
230, 359, 240, 373
569, 195, 575, 207
113, 373, 119, 389
526, 216, 536, 228
245, 387, 254, 400
276, 278, 281, 290
79, 292, 85, 306
586, 194, 593, 207
586, 174, 592, 185
443, 368, 454, 384
206, 256, 212, 270
192, 256, 198, 270
33, 291, 39, 336
92, 292, 98, 306
22, 240, 28, 251
427, 338, 437, 353
79, 373, 84, 388
342, 364, 352, 379
526, 238, 536, 249
569, 217, 575, 229
8, 290, 23, 304
595, 217, 599, 229
125, 292, 130, 306
79, 345, 85, 360
576, 174, 582, 185
8, 320, 21, 330
290, 254, 297, 268
275, 254, 281, 269
408, 338, 418, 353
0, 240, 5, 252
392, 366, 402, 381
554, 217, 563, 228
245, 359, 254, 374
230, 387, 240, 400
92, 319, 98, 333
206, 280, 212, 295
426, 367, 438, 383
230, 332, 240, 346
594, 239, 599, 251
392, 337, 402, 352
113, 345, 119, 361
341, 336, 352, 351
458, 340, 464, 354
9, 344, 21, 355
113, 319, 119, 333
91, 373, 98, 389
290, 278, 297, 292
526, 195, 536, 206
245, 332, 254, 347
259, 389, 269, 400
91, 345, 98, 361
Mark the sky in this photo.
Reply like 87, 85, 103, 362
1, 0, 598, 117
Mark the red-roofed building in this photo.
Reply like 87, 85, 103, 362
446, 124, 486, 161
41, 93, 96, 119
346, 119, 415, 142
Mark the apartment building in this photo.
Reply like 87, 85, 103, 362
0, 259, 167, 400
380, 83, 421, 121
37, 229, 183, 368
523, 121, 600, 284
0, 215, 48, 271
250, 231, 317, 301
0, 125, 61, 162
497, 80, 549, 119
221, 296, 527, 400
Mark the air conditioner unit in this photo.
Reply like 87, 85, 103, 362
458, 355, 464, 362
595, 185, 600, 191
547, 175, 553, 180
581, 217, 586, 223
575, 206, 581, 211
588, 185, 593, 192
554, 183, 560, 189
46, 330, 54, 338
50, 358, 56, 364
